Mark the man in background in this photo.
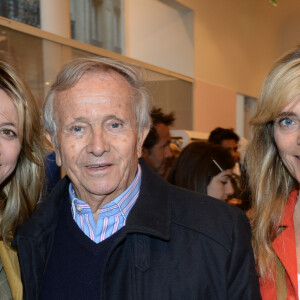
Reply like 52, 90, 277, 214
208, 127, 240, 167
142, 107, 175, 177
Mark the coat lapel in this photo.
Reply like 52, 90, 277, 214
272, 190, 298, 298
126, 160, 171, 240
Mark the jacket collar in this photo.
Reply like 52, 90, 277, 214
272, 189, 298, 296
13, 176, 70, 243
14, 159, 171, 242
125, 159, 171, 240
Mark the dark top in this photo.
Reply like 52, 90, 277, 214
14, 160, 261, 300
41, 196, 122, 300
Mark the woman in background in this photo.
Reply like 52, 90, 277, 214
0, 61, 45, 299
246, 46, 300, 299
167, 141, 235, 201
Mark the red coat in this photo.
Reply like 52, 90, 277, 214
260, 190, 298, 299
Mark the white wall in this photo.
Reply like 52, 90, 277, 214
40, 0, 70, 38
125, 0, 194, 77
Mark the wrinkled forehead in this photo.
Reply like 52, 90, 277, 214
68, 69, 132, 91
54, 70, 135, 107
52, 73, 138, 128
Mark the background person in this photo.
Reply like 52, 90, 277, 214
246, 46, 300, 299
142, 107, 175, 177
167, 141, 235, 202
208, 127, 240, 166
208, 127, 243, 207
0, 61, 45, 299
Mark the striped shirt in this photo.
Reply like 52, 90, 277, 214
69, 164, 141, 243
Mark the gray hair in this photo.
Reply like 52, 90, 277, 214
43, 57, 152, 147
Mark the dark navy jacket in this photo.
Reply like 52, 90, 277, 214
13, 161, 261, 299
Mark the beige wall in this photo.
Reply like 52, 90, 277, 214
178, 0, 300, 97
37, 0, 300, 134
194, 79, 236, 133
175, 0, 300, 132
125, 0, 194, 76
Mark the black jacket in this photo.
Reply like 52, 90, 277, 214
13, 161, 261, 299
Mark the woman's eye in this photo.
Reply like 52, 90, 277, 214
279, 117, 295, 126
1, 129, 16, 137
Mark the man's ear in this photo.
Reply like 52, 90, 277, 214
137, 127, 150, 158
45, 131, 62, 167
141, 147, 150, 159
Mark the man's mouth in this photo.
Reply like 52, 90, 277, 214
86, 163, 112, 170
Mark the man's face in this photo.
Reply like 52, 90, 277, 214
50, 70, 148, 207
142, 123, 173, 175
220, 139, 240, 163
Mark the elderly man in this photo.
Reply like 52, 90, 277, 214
13, 57, 260, 299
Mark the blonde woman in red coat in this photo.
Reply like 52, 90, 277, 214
247, 46, 300, 299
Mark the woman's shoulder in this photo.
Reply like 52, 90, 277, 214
0, 241, 23, 300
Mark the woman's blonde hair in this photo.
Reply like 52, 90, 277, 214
0, 61, 45, 244
247, 47, 300, 278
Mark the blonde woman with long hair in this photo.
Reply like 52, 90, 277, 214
247, 47, 300, 299
0, 61, 45, 299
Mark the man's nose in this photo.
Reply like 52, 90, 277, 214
165, 145, 173, 158
86, 131, 109, 156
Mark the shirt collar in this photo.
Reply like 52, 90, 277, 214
69, 164, 142, 218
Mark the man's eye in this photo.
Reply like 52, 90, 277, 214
72, 126, 83, 132
111, 123, 121, 129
